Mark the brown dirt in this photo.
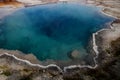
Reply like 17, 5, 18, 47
0, 2, 23, 7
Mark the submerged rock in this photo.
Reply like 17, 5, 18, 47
68, 50, 81, 59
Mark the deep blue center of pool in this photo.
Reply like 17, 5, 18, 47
0, 3, 114, 61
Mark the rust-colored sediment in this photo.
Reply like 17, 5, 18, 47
0, 2, 23, 7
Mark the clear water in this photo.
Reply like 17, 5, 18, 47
0, 3, 114, 61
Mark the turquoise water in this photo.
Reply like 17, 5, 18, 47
0, 3, 114, 61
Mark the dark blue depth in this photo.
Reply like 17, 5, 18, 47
0, 3, 114, 61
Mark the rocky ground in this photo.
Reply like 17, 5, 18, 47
0, 0, 120, 80
0, 49, 63, 80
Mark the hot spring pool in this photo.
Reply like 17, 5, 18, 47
0, 3, 114, 61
